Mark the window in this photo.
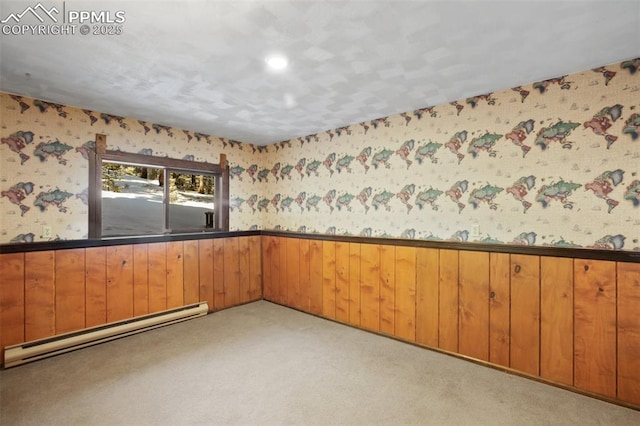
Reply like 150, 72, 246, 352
89, 135, 229, 238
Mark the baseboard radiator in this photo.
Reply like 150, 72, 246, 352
4, 301, 209, 368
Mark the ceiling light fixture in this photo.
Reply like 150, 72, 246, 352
266, 55, 288, 71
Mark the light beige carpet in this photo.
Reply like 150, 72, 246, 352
1, 300, 638, 425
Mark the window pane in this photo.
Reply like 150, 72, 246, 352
168, 172, 215, 231
102, 163, 164, 236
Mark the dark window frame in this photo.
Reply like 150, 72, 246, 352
88, 134, 229, 238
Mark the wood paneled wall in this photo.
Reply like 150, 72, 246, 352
262, 236, 640, 407
1, 233, 638, 407
0, 236, 262, 365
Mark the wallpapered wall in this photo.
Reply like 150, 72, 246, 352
0, 93, 265, 243
250, 58, 639, 251
1, 58, 639, 250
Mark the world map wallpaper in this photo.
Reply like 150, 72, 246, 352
1, 58, 639, 250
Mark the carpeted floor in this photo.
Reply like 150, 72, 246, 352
1, 301, 638, 425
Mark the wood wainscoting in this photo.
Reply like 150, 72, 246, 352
1, 232, 638, 408
261, 235, 640, 408
0, 235, 262, 365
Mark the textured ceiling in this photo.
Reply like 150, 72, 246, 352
1, 1, 639, 145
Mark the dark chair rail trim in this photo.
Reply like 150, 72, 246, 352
1, 230, 639, 262
262, 231, 640, 263
0, 231, 261, 254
